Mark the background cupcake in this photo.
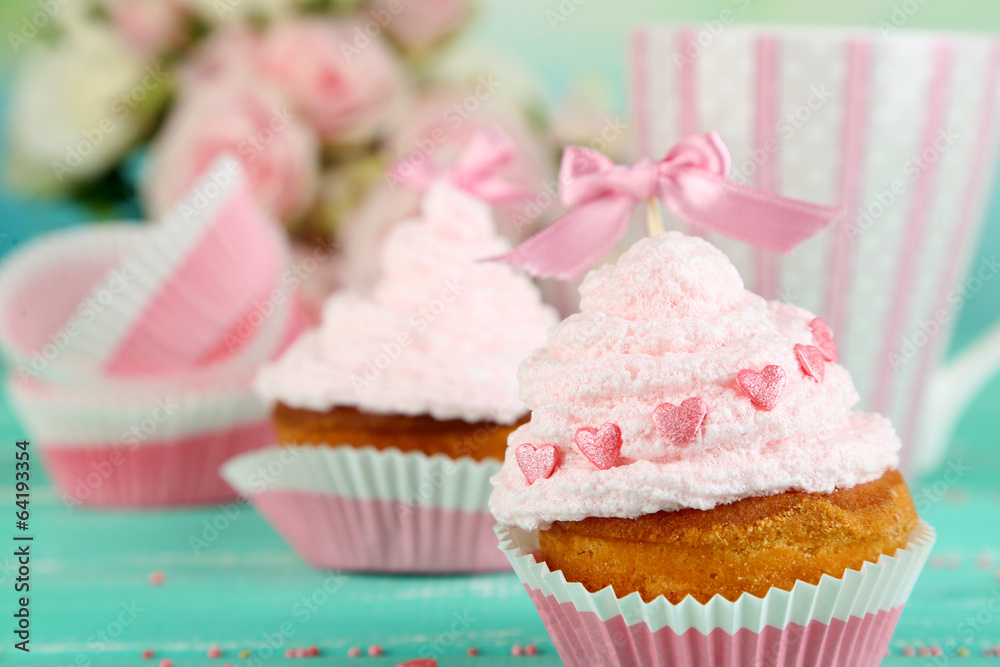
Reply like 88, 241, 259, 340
225, 175, 559, 572
491, 232, 933, 666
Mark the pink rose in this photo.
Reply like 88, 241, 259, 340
143, 84, 320, 225
102, 0, 192, 57
366, 0, 471, 52
257, 18, 407, 143
176, 27, 263, 97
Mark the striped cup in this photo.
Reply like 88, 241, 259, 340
632, 25, 1000, 474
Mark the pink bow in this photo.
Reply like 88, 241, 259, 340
387, 129, 529, 204
495, 132, 841, 279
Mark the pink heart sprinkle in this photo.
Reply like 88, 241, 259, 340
795, 344, 825, 383
737, 365, 787, 411
574, 423, 623, 470
652, 397, 708, 445
810, 317, 838, 362
396, 660, 437, 667
515, 444, 557, 484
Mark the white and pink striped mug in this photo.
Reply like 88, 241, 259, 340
632, 25, 1000, 474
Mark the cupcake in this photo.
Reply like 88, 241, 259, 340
227, 181, 559, 572
490, 232, 933, 666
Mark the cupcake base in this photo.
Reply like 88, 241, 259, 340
251, 491, 506, 573
539, 470, 918, 604
497, 520, 934, 667
527, 587, 902, 667
272, 403, 524, 461
222, 444, 510, 573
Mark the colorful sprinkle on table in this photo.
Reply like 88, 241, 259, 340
467, 647, 479, 656
368, 644, 384, 657
347, 647, 361, 657
142, 649, 154, 659
511, 645, 524, 656
149, 570, 166, 586
208, 646, 222, 658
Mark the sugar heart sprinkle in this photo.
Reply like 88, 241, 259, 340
515, 444, 557, 484
737, 365, 786, 411
652, 397, 707, 444
810, 317, 838, 362
574, 423, 623, 470
794, 344, 825, 382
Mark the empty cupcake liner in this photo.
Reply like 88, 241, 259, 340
496, 520, 935, 667
42, 420, 275, 508
6, 369, 277, 507
222, 444, 509, 573
0, 221, 293, 385
0, 224, 137, 377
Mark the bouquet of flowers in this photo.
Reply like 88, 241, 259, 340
4, 0, 620, 252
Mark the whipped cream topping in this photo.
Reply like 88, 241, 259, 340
255, 183, 558, 424
490, 232, 900, 530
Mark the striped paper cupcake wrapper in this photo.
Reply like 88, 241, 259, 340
0, 220, 292, 386
497, 519, 934, 667
222, 444, 509, 573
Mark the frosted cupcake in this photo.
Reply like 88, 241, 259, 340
229, 181, 559, 572
490, 232, 933, 666
255, 181, 557, 459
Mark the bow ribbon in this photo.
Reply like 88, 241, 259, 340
387, 129, 529, 204
495, 132, 841, 279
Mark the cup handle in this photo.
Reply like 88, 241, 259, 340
914, 319, 1000, 473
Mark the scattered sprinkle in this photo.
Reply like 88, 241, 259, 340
306, 646, 319, 657
957, 646, 970, 657
525, 644, 539, 656
149, 570, 166, 586
931, 646, 943, 656
285, 648, 295, 658
238, 650, 251, 659
976, 554, 993, 569
295, 648, 307, 657
347, 647, 361, 657
159, 660, 173, 667
511, 645, 524, 656
902, 646, 916, 656
395, 660, 436, 667
208, 646, 223, 658
919, 647, 932, 656
368, 644, 384, 657
994, 646, 1000, 656
467, 647, 479, 656
142, 649, 154, 659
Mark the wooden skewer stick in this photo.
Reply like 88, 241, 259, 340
646, 197, 664, 237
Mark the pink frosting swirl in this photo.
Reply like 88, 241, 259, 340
255, 183, 558, 424
490, 232, 900, 531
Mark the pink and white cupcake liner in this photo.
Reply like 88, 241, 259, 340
59, 157, 287, 378
496, 520, 934, 667
41, 421, 274, 508
7, 369, 274, 508
0, 220, 290, 386
222, 444, 509, 573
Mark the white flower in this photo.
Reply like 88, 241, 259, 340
5, 21, 169, 194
